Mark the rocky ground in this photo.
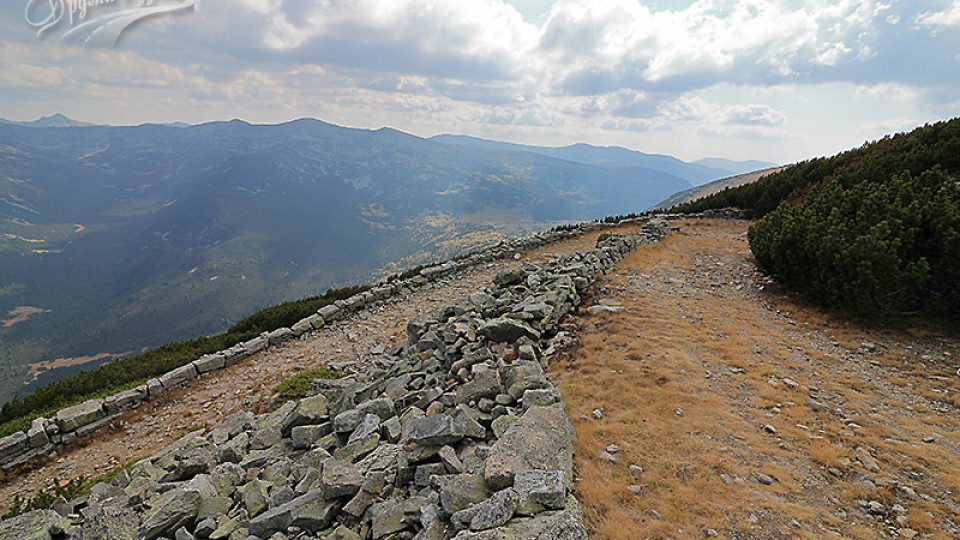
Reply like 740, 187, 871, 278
4, 217, 958, 540
0, 225, 618, 510
555, 219, 960, 539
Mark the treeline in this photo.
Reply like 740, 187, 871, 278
0, 284, 369, 438
671, 118, 960, 317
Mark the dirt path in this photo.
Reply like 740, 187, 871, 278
555, 219, 960, 539
0, 224, 639, 508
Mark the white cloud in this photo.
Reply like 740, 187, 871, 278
723, 104, 786, 127
600, 118, 654, 133
537, 0, 890, 92
916, 1, 960, 29
855, 82, 923, 103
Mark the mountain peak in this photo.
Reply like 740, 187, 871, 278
0, 113, 98, 128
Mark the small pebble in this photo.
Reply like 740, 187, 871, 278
756, 474, 774, 485
675, 408, 684, 416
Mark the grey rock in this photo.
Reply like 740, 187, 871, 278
27, 418, 49, 448
192, 353, 226, 374
327, 525, 362, 540
0, 509, 75, 540
435, 473, 490, 515
521, 388, 561, 409
370, 499, 410, 539
456, 371, 501, 405
452, 494, 586, 540
136, 477, 213, 540
241, 479, 270, 517
347, 414, 381, 445
514, 470, 566, 515
321, 460, 363, 499
280, 393, 330, 436
501, 362, 550, 400
439, 445, 464, 474
333, 409, 365, 434
56, 399, 106, 433
197, 496, 232, 521
104, 388, 146, 415
477, 318, 541, 344
404, 415, 465, 447
291, 423, 331, 450
355, 444, 403, 474
146, 378, 164, 398
248, 490, 341, 537
332, 433, 380, 463
167, 447, 215, 481
491, 415, 517, 439
250, 426, 282, 451
0, 432, 27, 463
470, 488, 519, 531
359, 398, 395, 421
484, 406, 574, 491
159, 363, 199, 391
49, 496, 72, 517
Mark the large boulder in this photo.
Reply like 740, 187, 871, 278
0, 510, 75, 540
451, 495, 587, 539
501, 362, 550, 400
478, 318, 541, 344
456, 370, 501, 405
159, 363, 198, 391
403, 415, 465, 447
248, 490, 342, 537
484, 406, 574, 491
435, 473, 490, 515
0, 432, 27, 463
280, 393, 330, 435
56, 399, 105, 433
136, 476, 215, 540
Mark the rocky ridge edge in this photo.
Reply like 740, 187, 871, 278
0, 208, 741, 540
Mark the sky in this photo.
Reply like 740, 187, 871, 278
1, 0, 958, 164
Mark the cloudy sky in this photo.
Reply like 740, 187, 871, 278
1, 0, 958, 163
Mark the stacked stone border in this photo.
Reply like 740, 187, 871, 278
0, 209, 742, 478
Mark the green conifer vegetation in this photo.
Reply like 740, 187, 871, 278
672, 118, 960, 317
0, 285, 368, 438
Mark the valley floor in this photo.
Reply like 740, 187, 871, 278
555, 219, 960, 539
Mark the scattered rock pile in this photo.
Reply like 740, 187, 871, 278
0, 219, 672, 540
1, 208, 731, 474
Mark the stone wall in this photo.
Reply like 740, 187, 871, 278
0, 209, 741, 505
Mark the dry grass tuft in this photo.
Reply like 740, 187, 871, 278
807, 439, 845, 468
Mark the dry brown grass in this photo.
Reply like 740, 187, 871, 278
553, 219, 960, 539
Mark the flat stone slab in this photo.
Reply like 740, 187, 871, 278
56, 399, 105, 433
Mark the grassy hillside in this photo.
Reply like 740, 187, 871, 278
670, 118, 960, 317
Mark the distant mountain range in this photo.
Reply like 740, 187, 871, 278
0, 115, 771, 403
650, 166, 787, 210
431, 135, 776, 186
